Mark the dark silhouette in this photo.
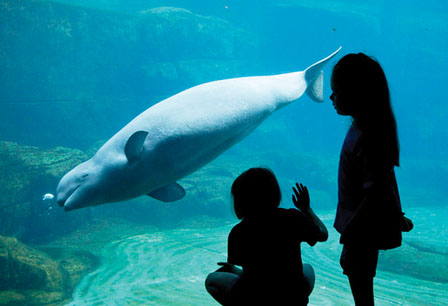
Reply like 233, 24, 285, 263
205, 167, 328, 305
330, 53, 413, 306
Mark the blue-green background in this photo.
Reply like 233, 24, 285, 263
0, 0, 447, 305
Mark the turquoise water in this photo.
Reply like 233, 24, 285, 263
68, 207, 448, 305
0, 0, 447, 305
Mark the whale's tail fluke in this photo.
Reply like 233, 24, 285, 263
305, 46, 342, 102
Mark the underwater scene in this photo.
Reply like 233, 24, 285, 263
1, 0, 447, 305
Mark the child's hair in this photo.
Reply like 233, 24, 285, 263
332, 53, 400, 167
231, 167, 281, 220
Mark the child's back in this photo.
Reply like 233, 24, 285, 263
228, 207, 320, 304
205, 168, 328, 305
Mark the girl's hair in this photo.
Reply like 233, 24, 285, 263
332, 53, 400, 166
231, 167, 281, 220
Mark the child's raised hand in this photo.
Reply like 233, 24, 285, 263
292, 183, 310, 212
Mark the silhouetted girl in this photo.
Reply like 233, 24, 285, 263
330, 53, 413, 305
205, 167, 328, 305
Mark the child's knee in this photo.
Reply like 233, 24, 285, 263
205, 272, 216, 289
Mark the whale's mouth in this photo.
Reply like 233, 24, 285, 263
57, 185, 79, 209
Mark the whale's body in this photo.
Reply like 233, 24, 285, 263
57, 48, 341, 211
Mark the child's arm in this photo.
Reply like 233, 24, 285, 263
292, 183, 328, 242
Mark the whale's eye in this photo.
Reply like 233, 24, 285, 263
82, 173, 89, 178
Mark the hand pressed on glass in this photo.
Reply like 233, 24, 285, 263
292, 183, 310, 212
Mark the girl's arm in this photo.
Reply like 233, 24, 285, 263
292, 183, 328, 242
341, 166, 413, 245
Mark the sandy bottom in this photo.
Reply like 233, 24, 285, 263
67, 207, 448, 305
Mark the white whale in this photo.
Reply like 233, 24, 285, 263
56, 47, 341, 211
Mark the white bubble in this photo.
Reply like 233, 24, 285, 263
42, 193, 54, 201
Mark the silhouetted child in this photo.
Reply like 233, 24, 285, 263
330, 53, 413, 306
205, 167, 328, 305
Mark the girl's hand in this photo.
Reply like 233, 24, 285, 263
292, 183, 310, 212
217, 262, 234, 268
217, 262, 242, 276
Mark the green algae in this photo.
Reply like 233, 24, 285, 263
0, 234, 98, 305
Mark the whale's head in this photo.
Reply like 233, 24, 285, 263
56, 155, 136, 211
56, 131, 150, 211
56, 159, 105, 211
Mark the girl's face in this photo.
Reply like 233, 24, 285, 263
330, 74, 352, 116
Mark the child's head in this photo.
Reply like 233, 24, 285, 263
231, 167, 281, 220
330, 53, 390, 120
331, 52, 400, 166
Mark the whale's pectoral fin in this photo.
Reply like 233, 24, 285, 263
125, 131, 148, 163
147, 183, 186, 202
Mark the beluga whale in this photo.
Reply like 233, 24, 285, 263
57, 47, 341, 211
